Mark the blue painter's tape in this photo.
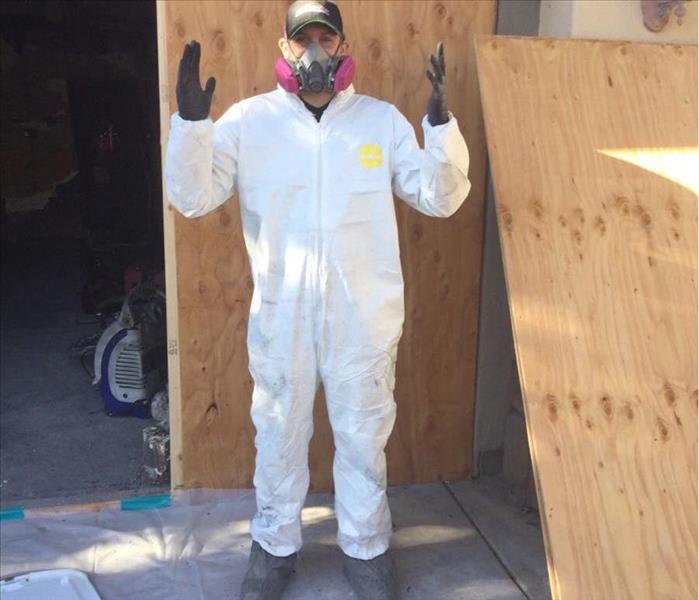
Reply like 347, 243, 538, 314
120, 494, 171, 511
0, 506, 25, 521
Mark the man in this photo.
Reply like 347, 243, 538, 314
165, 1, 471, 598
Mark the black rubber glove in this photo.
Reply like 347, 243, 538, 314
426, 41, 449, 126
176, 40, 216, 121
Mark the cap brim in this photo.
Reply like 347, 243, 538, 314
288, 18, 342, 39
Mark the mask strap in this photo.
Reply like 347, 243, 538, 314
331, 35, 345, 59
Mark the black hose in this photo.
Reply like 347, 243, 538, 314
80, 347, 95, 379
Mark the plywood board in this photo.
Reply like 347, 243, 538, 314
475, 36, 697, 600
158, 1, 495, 491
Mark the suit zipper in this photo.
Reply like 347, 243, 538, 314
314, 118, 323, 365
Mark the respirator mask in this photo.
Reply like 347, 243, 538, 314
275, 41, 355, 94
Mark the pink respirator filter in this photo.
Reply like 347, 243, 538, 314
332, 56, 355, 92
275, 58, 300, 93
275, 56, 356, 93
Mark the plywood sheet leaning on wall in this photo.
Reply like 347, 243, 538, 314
157, 1, 495, 491
475, 36, 697, 600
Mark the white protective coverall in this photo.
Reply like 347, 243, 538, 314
165, 83, 471, 560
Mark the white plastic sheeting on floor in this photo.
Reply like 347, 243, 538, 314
0, 483, 528, 600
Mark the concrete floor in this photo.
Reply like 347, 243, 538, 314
0, 237, 158, 505
1, 480, 550, 600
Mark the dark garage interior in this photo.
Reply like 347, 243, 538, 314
0, 0, 168, 506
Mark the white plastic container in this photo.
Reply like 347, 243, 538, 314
0, 569, 101, 600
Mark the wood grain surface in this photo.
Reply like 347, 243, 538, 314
476, 35, 697, 600
158, 1, 495, 491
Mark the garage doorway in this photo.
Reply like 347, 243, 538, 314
0, 0, 169, 507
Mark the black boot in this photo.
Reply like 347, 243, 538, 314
240, 541, 297, 600
343, 550, 398, 600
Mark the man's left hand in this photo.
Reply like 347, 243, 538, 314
426, 41, 449, 126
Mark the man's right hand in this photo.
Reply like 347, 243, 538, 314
176, 40, 216, 121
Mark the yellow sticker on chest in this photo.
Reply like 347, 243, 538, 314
358, 144, 384, 169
